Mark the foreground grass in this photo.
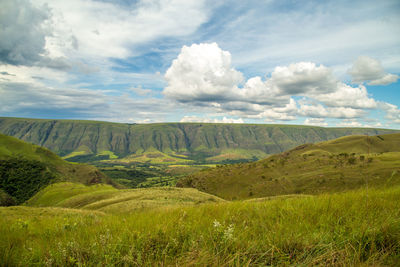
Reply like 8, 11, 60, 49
1, 185, 400, 266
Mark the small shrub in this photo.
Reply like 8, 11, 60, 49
0, 190, 16, 206
348, 157, 356, 165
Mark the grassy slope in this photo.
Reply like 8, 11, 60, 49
107, 149, 194, 165
0, 133, 64, 165
26, 182, 224, 213
0, 134, 111, 203
0, 133, 108, 183
1, 185, 399, 266
0, 117, 398, 163
178, 133, 400, 200
205, 148, 268, 162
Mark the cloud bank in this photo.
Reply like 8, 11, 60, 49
163, 43, 389, 123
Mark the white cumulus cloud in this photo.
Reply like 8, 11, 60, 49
379, 102, 400, 124
164, 42, 244, 102
163, 43, 393, 123
314, 84, 376, 109
299, 104, 365, 119
348, 56, 399, 85
270, 62, 338, 95
239, 76, 288, 105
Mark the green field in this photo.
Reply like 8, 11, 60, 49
1, 185, 399, 266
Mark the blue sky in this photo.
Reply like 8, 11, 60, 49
0, 0, 399, 128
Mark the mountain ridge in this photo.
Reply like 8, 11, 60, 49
0, 117, 398, 162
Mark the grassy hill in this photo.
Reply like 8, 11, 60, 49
1, 185, 399, 266
0, 117, 398, 164
26, 182, 223, 213
0, 134, 111, 204
177, 133, 400, 200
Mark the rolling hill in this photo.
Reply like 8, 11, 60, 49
26, 182, 224, 213
0, 133, 111, 204
0, 117, 398, 164
177, 133, 400, 200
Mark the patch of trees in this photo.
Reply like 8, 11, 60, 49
0, 158, 55, 204
101, 169, 153, 188
66, 154, 110, 163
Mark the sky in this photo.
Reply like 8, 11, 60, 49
0, 0, 400, 128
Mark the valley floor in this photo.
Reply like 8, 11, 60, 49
1, 185, 399, 266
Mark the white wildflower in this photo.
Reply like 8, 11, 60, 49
223, 224, 234, 240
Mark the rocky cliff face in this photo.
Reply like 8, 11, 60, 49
0, 117, 397, 158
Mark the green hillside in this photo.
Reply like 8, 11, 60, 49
1, 186, 399, 266
0, 117, 398, 164
0, 134, 111, 204
26, 182, 223, 213
178, 133, 400, 200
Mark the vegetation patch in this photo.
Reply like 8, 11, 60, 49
0, 158, 55, 204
